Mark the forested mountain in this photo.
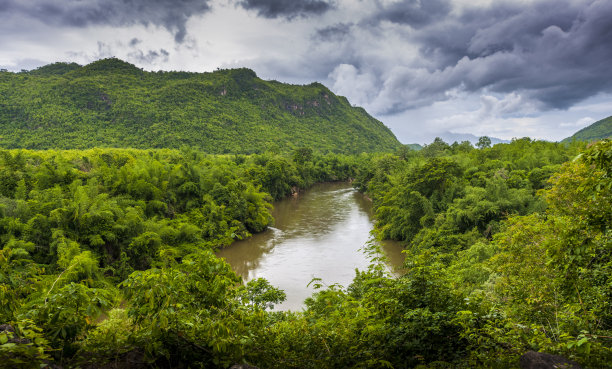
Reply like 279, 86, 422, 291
0, 58, 400, 154
564, 115, 612, 142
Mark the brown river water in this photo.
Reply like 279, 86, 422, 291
216, 182, 405, 311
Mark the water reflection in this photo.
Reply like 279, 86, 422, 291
216, 182, 405, 311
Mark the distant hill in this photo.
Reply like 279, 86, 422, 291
563, 115, 612, 142
437, 131, 509, 146
0, 58, 401, 154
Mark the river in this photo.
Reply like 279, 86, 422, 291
216, 182, 405, 311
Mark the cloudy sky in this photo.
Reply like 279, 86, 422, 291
1, 0, 610, 144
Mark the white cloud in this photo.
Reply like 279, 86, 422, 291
329, 64, 378, 106
379, 92, 610, 144
560, 117, 594, 127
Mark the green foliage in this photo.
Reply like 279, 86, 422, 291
364, 138, 580, 252
0, 320, 52, 368
78, 308, 135, 362
0, 249, 43, 322
26, 282, 111, 349
476, 136, 491, 149
433, 140, 611, 368
120, 250, 276, 367
0, 147, 360, 366
0, 58, 401, 154
242, 278, 286, 310
347, 138, 612, 367
2, 140, 610, 368
248, 259, 466, 369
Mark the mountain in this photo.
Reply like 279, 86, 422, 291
563, 115, 612, 142
437, 131, 509, 146
405, 143, 423, 151
0, 58, 401, 154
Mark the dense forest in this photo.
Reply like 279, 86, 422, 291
2, 137, 610, 368
0, 59, 400, 154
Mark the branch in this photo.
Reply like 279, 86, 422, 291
45, 262, 77, 305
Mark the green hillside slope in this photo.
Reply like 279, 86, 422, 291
0, 58, 400, 153
563, 115, 612, 142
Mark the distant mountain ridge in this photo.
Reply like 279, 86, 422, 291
0, 58, 401, 154
437, 131, 509, 146
563, 115, 612, 142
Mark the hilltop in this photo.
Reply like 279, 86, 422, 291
0, 58, 401, 154
563, 115, 612, 142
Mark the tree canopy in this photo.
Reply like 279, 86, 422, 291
1, 136, 610, 368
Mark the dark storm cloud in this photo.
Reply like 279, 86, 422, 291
370, 0, 451, 28
126, 37, 169, 64
334, 0, 612, 115
0, 0, 212, 43
237, 0, 333, 19
423, 0, 612, 109
129, 38, 142, 47
314, 23, 352, 41
128, 48, 170, 64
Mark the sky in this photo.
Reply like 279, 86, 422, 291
1, 0, 610, 144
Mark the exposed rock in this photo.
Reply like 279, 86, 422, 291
0, 324, 15, 333
519, 351, 581, 369
0, 324, 30, 344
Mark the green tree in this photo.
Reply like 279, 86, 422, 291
476, 136, 491, 149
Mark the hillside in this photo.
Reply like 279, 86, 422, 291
0, 58, 401, 154
563, 115, 612, 142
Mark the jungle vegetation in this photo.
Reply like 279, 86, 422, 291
0, 58, 400, 154
1, 137, 610, 368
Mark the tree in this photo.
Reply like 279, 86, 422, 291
292, 147, 313, 165
421, 137, 451, 157
476, 136, 492, 149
